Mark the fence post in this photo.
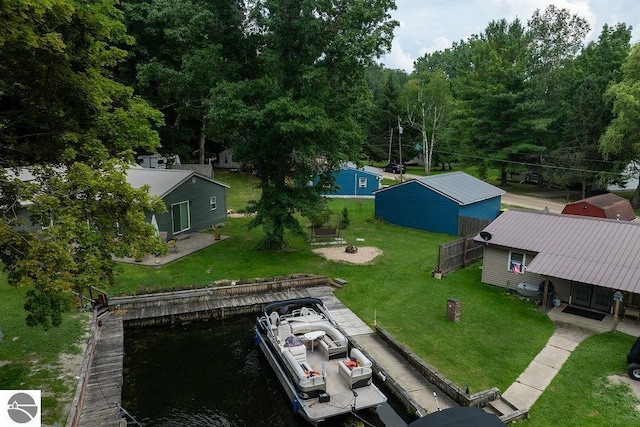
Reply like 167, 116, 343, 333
462, 238, 468, 267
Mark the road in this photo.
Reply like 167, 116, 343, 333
379, 170, 567, 213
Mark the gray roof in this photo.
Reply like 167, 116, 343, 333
475, 209, 640, 292
377, 171, 503, 205
126, 168, 229, 198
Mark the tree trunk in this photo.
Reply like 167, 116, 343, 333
633, 183, 640, 209
198, 121, 206, 164
501, 165, 507, 186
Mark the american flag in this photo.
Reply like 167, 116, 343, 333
511, 262, 521, 274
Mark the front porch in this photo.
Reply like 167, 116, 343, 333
548, 302, 640, 337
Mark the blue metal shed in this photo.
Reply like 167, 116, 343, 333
324, 165, 382, 197
374, 171, 504, 235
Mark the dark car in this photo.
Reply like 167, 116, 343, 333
383, 163, 406, 174
627, 335, 640, 380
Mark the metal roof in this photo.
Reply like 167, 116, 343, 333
126, 168, 229, 198
475, 209, 640, 292
562, 193, 636, 221
413, 171, 504, 205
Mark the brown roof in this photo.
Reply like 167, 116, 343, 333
563, 193, 635, 221
475, 209, 640, 292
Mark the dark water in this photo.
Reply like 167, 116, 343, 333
122, 315, 416, 427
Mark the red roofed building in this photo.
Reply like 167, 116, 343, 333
562, 193, 635, 221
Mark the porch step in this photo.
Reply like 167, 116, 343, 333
331, 278, 348, 288
486, 396, 518, 416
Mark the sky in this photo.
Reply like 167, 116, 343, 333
381, 0, 640, 72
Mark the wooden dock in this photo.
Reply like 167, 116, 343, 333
77, 312, 124, 427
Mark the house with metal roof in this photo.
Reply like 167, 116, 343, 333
373, 171, 504, 236
322, 163, 382, 198
474, 209, 640, 314
126, 168, 229, 239
562, 193, 635, 221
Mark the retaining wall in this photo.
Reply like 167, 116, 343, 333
376, 325, 500, 407
109, 275, 329, 327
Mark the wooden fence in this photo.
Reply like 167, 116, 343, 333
458, 215, 493, 237
435, 235, 485, 276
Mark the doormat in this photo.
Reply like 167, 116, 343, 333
562, 306, 606, 321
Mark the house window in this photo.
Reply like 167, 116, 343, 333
224, 155, 229, 164
210, 196, 217, 211
171, 201, 190, 234
508, 251, 525, 274
358, 177, 367, 188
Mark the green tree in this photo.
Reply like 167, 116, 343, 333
0, 0, 165, 327
600, 43, 640, 207
525, 5, 590, 187
402, 70, 452, 175
119, 0, 250, 163
452, 18, 535, 186
209, 0, 397, 249
546, 24, 631, 196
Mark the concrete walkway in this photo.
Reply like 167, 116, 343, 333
501, 322, 595, 410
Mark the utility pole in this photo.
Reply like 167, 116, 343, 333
398, 116, 403, 182
387, 127, 393, 164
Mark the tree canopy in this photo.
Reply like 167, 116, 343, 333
208, 0, 397, 249
1, 0, 166, 327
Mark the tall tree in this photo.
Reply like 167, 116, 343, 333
547, 23, 631, 197
119, 0, 250, 162
452, 18, 535, 185
0, 0, 165, 327
403, 70, 452, 175
209, 0, 397, 249
600, 43, 640, 207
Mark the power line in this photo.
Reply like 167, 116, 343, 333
433, 150, 629, 176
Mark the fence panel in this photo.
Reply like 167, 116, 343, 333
436, 235, 484, 275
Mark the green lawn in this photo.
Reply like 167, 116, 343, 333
0, 272, 90, 425
525, 332, 640, 426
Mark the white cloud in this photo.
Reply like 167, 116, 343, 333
381, 37, 415, 72
382, 0, 640, 73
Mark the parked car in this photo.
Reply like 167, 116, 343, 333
383, 163, 406, 174
627, 336, 640, 380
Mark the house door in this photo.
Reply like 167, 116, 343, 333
573, 283, 591, 307
572, 283, 611, 312
591, 287, 611, 312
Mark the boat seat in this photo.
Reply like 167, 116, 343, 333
338, 348, 373, 389
277, 319, 292, 342
269, 312, 279, 331
288, 344, 307, 363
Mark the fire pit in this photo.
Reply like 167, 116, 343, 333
345, 245, 358, 254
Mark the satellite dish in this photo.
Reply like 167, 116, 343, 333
480, 231, 492, 243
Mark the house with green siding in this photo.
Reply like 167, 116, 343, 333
126, 168, 229, 239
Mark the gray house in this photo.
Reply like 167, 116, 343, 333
475, 209, 640, 313
126, 168, 229, 239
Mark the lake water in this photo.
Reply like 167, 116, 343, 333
122, 315, 415, 426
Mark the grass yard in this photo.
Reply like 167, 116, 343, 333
0, 272, 90, 425
525, 332, 640, 426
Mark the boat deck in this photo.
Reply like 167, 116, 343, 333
297, 351, 387, 421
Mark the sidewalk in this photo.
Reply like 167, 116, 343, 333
501, 322, 595, 410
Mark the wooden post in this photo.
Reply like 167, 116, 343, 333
542, 277, 550, 311
613, 299, 620, 325
462, 238, 468, 267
